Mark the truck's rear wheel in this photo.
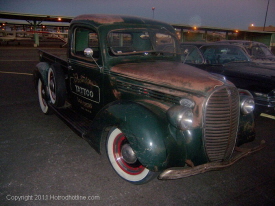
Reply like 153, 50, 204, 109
47, 65, 66, 107
37, 78, 51, 114
106, 127, 157, 184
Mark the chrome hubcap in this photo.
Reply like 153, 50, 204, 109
121, 144, 137, 164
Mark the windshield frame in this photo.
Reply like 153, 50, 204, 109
107, 27, 178, 56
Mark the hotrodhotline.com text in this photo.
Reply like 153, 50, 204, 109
6, 194, 100, 201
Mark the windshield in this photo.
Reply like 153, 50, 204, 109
200, 45, 249, 64
107, 28, 177, 56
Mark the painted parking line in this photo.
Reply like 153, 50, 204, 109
260, 113, 275, 120
0, 71, 33, 76
0, 60, 37, 61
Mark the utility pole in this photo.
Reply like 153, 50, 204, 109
263, 0, 270, 31
152, 7, 155, 19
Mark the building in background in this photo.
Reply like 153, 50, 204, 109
248, 25, 275, 32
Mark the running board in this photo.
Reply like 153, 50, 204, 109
49, 104, 92, 138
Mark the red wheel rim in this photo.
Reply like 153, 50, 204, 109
113, 133, 145, 175
40, 84, 47, 107
49, 70, 56, 101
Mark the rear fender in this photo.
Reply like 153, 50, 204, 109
35, 62, 50, 85
86, 100, 170, 171
33, 63, 52, 104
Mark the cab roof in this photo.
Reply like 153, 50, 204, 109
71, 14, 175, 32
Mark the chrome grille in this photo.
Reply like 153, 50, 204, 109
204, 86, 239, 162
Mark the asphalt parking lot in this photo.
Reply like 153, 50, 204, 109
0, 41, 275, 206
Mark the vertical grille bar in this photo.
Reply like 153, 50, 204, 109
204, 86, 240, 162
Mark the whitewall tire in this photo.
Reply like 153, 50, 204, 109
47, 66, 66, 107
106, 127, 157, 184
37, 78, 51, 114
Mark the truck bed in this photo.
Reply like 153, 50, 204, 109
39, 48, 68, 66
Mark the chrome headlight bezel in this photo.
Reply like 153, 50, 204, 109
240, 97, 255, 115
239, 89, 255, 115
167, 105, 194, 130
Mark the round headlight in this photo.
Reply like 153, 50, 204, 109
167, 105, 194, 130
179, 108, 193, 130
241, 97, 255, 114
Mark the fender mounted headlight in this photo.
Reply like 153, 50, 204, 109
239, 89, 255, 115
167, 105, 194, 130
241, 98, 255, 114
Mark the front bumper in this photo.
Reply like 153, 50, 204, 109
158, 140, 265, 180
255, 95, 275, 109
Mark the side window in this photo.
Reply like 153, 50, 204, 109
74, 28, 100, 58
251, 46, 264, 57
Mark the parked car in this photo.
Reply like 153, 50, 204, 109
181, 43, 275, 115
217, 40, 275, 66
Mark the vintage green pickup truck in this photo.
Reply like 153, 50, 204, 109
33, 14, 263, 184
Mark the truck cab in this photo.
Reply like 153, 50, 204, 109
66, 15, 181, 118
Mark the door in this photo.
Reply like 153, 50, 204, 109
68, 26, 103, 118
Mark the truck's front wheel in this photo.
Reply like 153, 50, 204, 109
106, 127, 157, 184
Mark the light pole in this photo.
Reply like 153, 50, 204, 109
152, 7, 155, 19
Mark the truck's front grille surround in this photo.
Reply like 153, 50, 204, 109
203, 86, 239, 162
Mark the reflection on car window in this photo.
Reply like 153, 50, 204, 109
251, 46, 273, 57
201, 45, 249, 64
180, 45, 203, 64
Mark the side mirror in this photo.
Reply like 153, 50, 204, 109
83, 48, 102, 71
84, 48, 94, 58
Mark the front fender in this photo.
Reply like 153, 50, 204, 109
237, 112, 255, 146
86, 100, 172, 171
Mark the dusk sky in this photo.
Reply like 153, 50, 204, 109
1, 0, 274, 30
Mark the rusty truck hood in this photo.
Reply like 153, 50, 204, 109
110, 61, 227, 96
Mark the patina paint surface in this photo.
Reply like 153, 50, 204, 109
111, 61, 230, 128
111, 61, 224, 95
73, 14, 124, 24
